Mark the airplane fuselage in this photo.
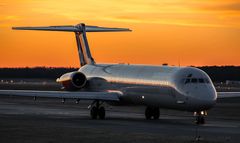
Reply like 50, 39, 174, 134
80, 64, 217, 112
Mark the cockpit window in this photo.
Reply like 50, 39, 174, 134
198, 78, 204, 83
191, 78, 197, 83
185, 79, 190, 84
184, 78, 210, 84
204, 78, 210, 83
187, 74, 192, 77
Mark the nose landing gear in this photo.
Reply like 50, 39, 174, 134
194, 111, 207, 124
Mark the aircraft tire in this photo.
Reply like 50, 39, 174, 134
196, 116, 205, 124
90, 106, 98, 119
145, 107, 152, 119
98, 106, 105, 119
153, 108, 160, 120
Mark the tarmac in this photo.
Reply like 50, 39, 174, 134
0, 95, 239, 143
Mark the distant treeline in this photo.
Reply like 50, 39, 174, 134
0, 66, 239, 82
199, 66, 240, 82
0, 67, 77, 79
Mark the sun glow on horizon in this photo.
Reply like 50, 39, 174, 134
0, 0, 240, 67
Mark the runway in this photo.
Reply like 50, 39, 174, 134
0, 96, 239, 143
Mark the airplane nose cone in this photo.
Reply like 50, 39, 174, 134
206, 89, 217, 102
202, 96, 217, 109
200, 88, 217, 108
188, 88, 217, 111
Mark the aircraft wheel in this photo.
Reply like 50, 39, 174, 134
90, 106, 98, 119
153, 108, 160, 120
200, 116, 205, 124
195, 111, 206, 124
145, 107, 152, 119
98, 106, 105, 119
196, 116, 205, 124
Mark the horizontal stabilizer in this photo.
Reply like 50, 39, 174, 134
12, 24, 131, 32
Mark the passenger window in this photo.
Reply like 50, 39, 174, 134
198, 78, 204, 83
191, 78, 197, 83
185, 79, 190, 84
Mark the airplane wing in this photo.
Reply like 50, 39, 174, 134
0, 90, 121, 101
217, 92, 240, 99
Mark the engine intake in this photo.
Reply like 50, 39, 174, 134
56, 71, 87, 91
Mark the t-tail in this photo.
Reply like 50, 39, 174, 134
12, 23, 131, 66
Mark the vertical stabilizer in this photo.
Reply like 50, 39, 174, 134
75, 24, 95, 66
12, 23, 131, 67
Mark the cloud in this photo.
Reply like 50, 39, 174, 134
201, 2, 240, 11
0, 15, 21, 24
1, 0, 240, 29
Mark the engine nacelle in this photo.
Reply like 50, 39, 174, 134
56, 71, 87, 91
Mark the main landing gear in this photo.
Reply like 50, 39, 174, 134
90, 100, 105, 119
145, 107, 160, 120
194, 111, 207, 124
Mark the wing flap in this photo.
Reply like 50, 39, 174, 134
0, 90, 120, 101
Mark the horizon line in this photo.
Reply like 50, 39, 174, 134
0, 65, 240, 68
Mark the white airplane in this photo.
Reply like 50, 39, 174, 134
0, 23, 239, 124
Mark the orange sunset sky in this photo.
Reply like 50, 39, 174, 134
0, 0, 240, 67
